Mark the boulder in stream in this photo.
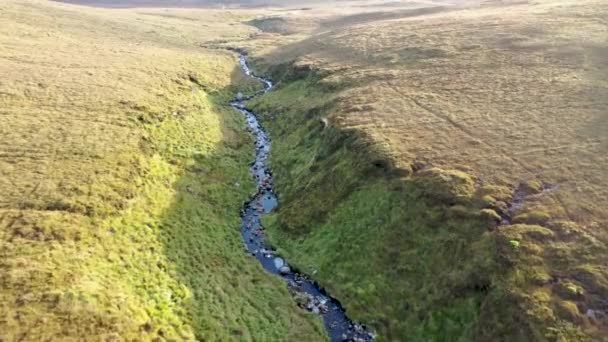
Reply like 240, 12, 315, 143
273, 257, 284, 269
279, 266, 291, 275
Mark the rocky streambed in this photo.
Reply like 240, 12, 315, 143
231, 53, 374, 342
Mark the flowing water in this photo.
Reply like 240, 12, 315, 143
230, 54, 374, 342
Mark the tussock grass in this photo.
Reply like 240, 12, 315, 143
0, 1, 325, 340
246, 0, 608, 340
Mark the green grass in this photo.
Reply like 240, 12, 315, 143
248, 68, 605, 340
249, 77, 492, 340
241, 1, 608, 339
263, 182, 490, 341
0, 1, 325, 340
3, 0, 607, 340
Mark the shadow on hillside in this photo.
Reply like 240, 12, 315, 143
317, 5, 448, 32
148, 56, 322, 340
249, 4, 455, 71
244, 35, 506, 340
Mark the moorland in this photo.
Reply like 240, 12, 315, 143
2, 0, 607, 340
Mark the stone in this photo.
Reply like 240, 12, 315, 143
320, 117, 329, 129
273, 257, 284, 269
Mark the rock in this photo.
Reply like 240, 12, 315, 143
320, 117, 329, 129
279, 266, 291, 275
236, 92, 244, 100
260, 248, 268, 254
273, 257, 284, 269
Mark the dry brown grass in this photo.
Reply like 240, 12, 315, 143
0, 1, 326, 340
3, 0, 607, 339
244, 0, 608, 339
255, 0, 608, 237
0, 0, 256, 213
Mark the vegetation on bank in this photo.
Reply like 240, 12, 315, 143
248, 60, 607, 340
0, 1, 325, 340
2, 0, 606, 340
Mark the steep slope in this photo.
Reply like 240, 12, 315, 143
247, 0, 608, 340
0, 1, 325, 340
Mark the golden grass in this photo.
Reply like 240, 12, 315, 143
3, 0, 607, 339
0, 0, 254, 213
0, 1, 326, 340
244, 0, 608, 339
257, 0, 608, 224
254, 0, 608, 246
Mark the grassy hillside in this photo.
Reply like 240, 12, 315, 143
53, 0, 341, 8
0, 1, 326, 340
247, 0, 608, 340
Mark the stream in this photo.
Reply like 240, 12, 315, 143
230, 54, 374, 342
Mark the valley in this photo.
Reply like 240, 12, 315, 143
1, 0, 607, 341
